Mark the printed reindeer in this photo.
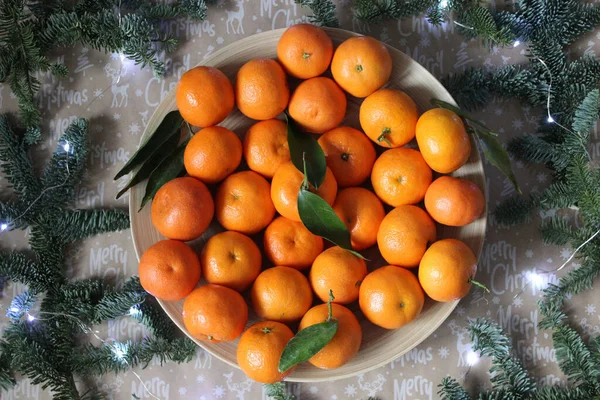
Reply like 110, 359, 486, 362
223, 372, 252, 400
358, 373, 386, 397
225, 0, 245, 35
448, 319, 471, 367
104, 63, 129, 108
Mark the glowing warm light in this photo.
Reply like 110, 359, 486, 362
466, 350, 479, 366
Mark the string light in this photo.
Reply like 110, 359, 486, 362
119, 53, 125, 62
129, 306, 141, 316
62, 142, 71, 152
466, 350, 480, 366
440, 0, 448, 8
513, 40, 521, 47
0, 223, 7, 231
547, 115, 555, 123
14, 307, 161, 400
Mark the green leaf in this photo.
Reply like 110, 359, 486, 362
278, 319, 338, 372
139, 139, 189, 211
115, 132, 180, 199
431, 98, 520, 193
115, 110, 183, 180
297, 189, 353, 250
474, 131, 521, 194
286, 114, 326, 189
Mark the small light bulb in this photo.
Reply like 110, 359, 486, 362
119, 53, 125, 62
513, 40, 520, 47
527, 271, 545, 287
63, 142, 70, 152
9, 307, 19, 313
440, 0, 448, 7
0, 223, 7, 231
27, 314, 35, 322
129, 306, 140, 316
112, 346, 126, 360
547, 116, 555, 123
466, 350, 479, 366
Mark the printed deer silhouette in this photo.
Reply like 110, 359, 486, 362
111, 84, 129, 107
358, 373, 386, 397
223, 372, 252, 399
448, 319, 471, 367
225, 0, 245, 35
139, 110, 149, 127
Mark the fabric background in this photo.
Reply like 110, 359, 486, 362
1, 1, 599, 399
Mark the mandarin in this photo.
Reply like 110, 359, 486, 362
182, 284, 248, 342
299, 304, 362, 369
184, 126, 242, 184
317, 126, 376, 187
215, 171, 275, 235
243, 119, 290, 178
359, 88, 419, 148
359, 265, 425, 329
377, 205, 436, 267
251, 266, 313, 323
425, 176, 485, 227
236, 58, 289, 120
288, 77, 347, 134
418, 239, 478, 302
150, 177, 214, 241
331, 36, 392, 98
371, 148, 432, 207
333, 187, 385, 251
310, 246, 367, 304
271, 161, 337, 222
415, 108, 471, 173
263, 216, 324, 270
237, 321, 296, 383
200, 231, 262, 292
138, 239, 201, 301
175, 66, 234, 127
277, 23, 333, 79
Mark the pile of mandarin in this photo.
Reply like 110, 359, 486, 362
138, 24, 485, 383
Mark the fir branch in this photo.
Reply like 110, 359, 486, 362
264, 382, 295, 400
59, 209, 130, 243
0, 351, 16, 391
131, 299, 178, 339
354, 0, 435, 24
295, 0, 339, 27
438, 377, 471, 400
0, 253, 52, 293
572, 89, 600, 136
494, 196, 534, 226
539, 216, 573, 246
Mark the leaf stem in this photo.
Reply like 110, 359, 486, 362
469, 277, 490, 293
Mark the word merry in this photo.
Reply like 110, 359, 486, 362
90, 244, 128, 276
497, 305, 539, 340
77, 182, 105, 208
404, 47, 444, 76
393, 376, 433, 400
398, 17, 455, 38
108, 318, 151, 342
261, 0, 297, 19
49, 115, 78, 144
131, 378, 169, 400
4, 379, 40, 400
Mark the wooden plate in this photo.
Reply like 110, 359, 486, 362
130, 27, 487, 382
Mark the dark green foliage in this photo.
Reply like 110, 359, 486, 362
0, 116, 197, 397
438, 377, 471, 400
295, 0, 339, 27
354, 0, 435, 24
0, 1, 209, 131
264, 382, 295, 400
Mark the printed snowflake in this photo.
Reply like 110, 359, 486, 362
252, 15, 257, 21
213, 385, 225, 398
136, 89, 143, 97
399, 38, 407, 47
256, 28, 262, 33
420, 36, 431, 48
516, 160, 525, 169
9, 91, 16, 99
494, 108, 503, 116
486, 310, 491, 316
179, 387, 187, 395
513, 297, 523, 308
537, 172, 548, 183
586, 304, 597, 315
438, 347, 449, 358
456, 306, 466, 316
525, 249, 534, 258
93, 89, 104, 98
129, 123, 140, 135
331, 395, 338, 400
512, 119, 524, 129
492, 296, 500, 304
111, 52, 121, 60
458, 371, 467, 382
345, 384, 357, 397
310, 386, 318, 394
560, 248, 572, 260
200, 396, 207, 400
216, 37, 224, 45
113, 113, 121, 120
197, 375, 205, 383
96, 125, 104, 132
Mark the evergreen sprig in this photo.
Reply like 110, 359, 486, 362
295, 0, 339, 27
0, 0, 209, 131
0, 116, 196, 397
